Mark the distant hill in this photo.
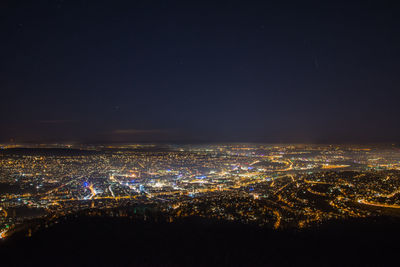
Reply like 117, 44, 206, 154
0, 146, 177, 156
0, 148, 100, 156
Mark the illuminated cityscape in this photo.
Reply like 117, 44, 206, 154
1, 143, 400, 239
2, 0, 400, 265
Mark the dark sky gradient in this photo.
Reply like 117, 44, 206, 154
1, 0, 400, 143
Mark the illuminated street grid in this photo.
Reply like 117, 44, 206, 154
1, 144, 400, 238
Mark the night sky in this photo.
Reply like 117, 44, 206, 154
1, 0, 400, 143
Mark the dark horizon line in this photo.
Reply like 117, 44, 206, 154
1, 140, 399, 146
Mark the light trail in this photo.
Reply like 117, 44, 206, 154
274, 181, 293, 195
273, 210, 281, 229
303, 179, 331, 185
306, 188, 328, 197
357, 199, 400, 209
108, 185, 116, 199
375, 189, 400, 198
88, 184, 96, 200
250, 160, 260, 166
321, 164, 350, 169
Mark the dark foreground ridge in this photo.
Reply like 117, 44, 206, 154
1, 216, 399, 267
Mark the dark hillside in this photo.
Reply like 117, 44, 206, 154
0, 216, 399, 266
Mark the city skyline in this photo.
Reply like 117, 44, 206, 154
2, 143, 400, 236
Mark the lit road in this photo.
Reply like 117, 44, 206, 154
307, 188, 327, 197
108, 185, 116, 199
357, 199, 400, 209
88, 184, 96, 200
273, 210, 281, 229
